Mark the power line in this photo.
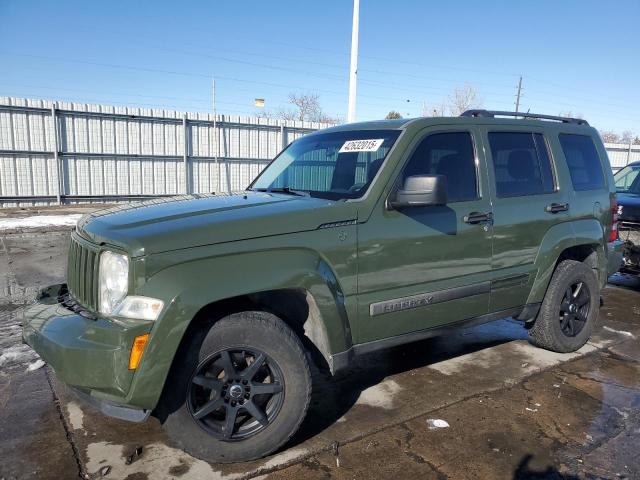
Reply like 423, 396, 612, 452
1, 51, 636, 125
27, 21, 638, 110
3, 62, 422, 107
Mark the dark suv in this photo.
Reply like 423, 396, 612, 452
23, 110, 623, 463
614, 161, 640, 273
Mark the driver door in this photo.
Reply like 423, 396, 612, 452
355, 127, 493, 344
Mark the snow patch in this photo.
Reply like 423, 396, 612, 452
0, 214, 82, 230
26, 359, 45, 372
85, 441, 233, 480
356, 379, 402, 409
0, 344, 38, 368
261, 447, 309, 469
603, 326, 636, 339
66, 402, 84, 430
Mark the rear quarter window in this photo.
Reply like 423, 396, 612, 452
558, 134, 605, 191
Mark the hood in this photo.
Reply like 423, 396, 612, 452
78, 192, 357, 257
617, 192, 640, 223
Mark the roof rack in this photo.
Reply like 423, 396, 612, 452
460, 109, 589, 126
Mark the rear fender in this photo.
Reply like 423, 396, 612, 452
527, 219, 604, 304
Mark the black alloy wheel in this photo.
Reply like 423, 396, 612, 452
187, 348, 285, 441
558, 281, 590, 337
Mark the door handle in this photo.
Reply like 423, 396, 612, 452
463, 211, 493, 224
545, 202, 569, 214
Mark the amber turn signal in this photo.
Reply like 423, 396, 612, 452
129, 334, 149, 370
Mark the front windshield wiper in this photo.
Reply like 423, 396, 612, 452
252, 187, 310, 197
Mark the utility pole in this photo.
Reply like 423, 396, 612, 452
347, 0, 360, 123
515, 75, 523, 113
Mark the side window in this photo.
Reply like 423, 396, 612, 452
614, 166, 640, 192
402, 132, 477, 202
558, 134, 605, 191
488, 132, 556, 197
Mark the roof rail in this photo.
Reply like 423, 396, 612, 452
460, 109, 589, 126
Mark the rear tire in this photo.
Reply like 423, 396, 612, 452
528, 260, 600, 353
160, 311, 311, 463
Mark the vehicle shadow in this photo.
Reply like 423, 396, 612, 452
285, 317, 528, 448
512, 454, 581, 479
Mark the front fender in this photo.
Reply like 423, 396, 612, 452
125, 245, 354, 409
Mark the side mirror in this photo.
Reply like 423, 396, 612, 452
389, 174, 448, 209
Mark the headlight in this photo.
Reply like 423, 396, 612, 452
99, 251, 129, 315
113, 296, 164, 321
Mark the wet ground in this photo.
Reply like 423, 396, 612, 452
1, 224, 639, 479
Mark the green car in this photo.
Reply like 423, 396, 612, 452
23, 110, 623, 463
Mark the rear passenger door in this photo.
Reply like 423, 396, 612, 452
482, 127, 570, 312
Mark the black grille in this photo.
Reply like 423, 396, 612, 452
67, 234, 99, 311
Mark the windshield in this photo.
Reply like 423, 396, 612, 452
250, 130, 401, 200
614, 165, 640, 193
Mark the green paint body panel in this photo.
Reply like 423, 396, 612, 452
22, 115, 623, 412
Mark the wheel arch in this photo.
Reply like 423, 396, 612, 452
527, 219, 605, 305
125, 249, 353, 410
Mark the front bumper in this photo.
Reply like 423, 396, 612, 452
22, 284, 153, 414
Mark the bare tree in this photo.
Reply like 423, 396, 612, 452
254, 109, 274, 119
420, 102, 446, 117
448, 84, 482, 116
600, 131, 620, 143
267, 92, 339, 124
253, 93, 339, 124
274, 108, 298, 121
621, 130, 635, 144
559, 111, 584, 119
385, 110, 402, 119
285, 93, 321, 121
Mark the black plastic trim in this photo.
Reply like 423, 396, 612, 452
331, 303, 541, 373
369, 281, 490, 317
71, 387, 150, 423
460, 109, 589, 125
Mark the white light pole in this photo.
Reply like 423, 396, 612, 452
212, 77, 221, 194
347, 0, 359, 123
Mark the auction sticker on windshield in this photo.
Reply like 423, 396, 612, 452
339, 139, 384, 153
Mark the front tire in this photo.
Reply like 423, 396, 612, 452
160, 311, 311, 463
528, 260, 600, 353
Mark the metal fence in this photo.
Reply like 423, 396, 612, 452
1, 96, 639, 207
0, 97, 332, 207
605, 142, 640, 172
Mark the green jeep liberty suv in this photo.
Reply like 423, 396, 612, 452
23, 110, 623, 463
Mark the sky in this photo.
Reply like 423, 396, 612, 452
0, 0, 638, 133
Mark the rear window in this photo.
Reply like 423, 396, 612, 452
558, 134, 605, 191
488, 132, 556, 197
